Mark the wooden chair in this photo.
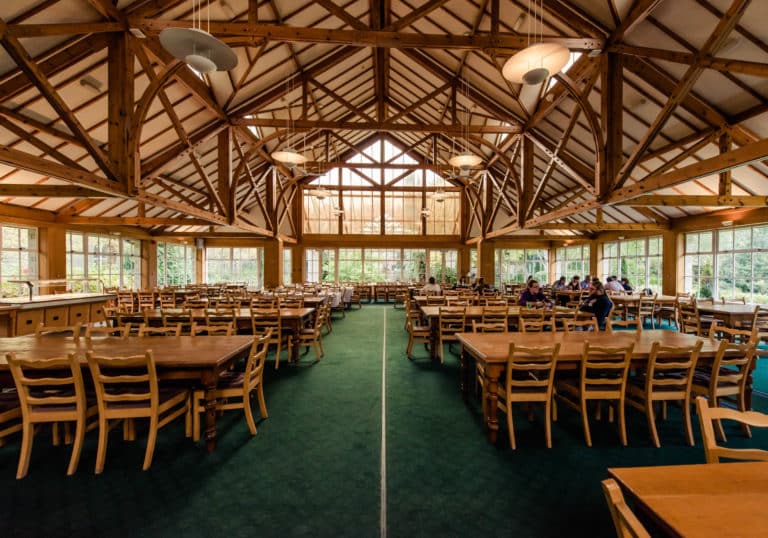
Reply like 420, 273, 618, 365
35, 322, 82, 342
320, 302, 333, 335
204, 307, 236, 331
678, 301, 714, 336
280, 296, 304, 309
295, 306, 324, 361
136, 291, 155, 311
563, 318, 599, 333
251, 308, 290, 369
516, 307, 546, 332
190, 322, 233, 336
437, 306, 466, 364
556, 342, 635, 447
6, 352, 97, 478
656, 292, 688, 329
626, 341, 703, 447
750, 306, 768, 357
497, 343, 561, 449
116, 290, 135, 313
519, 318, 555, 333
158, 291, 176, 308
696, 396, 768, 464
601, 479, 651, 538
637, 294, 656, 329
606, 318, 643, 334
406, 307, 430, 359
480, 306, 509, 330
708, 323, 756, 344
251, 296, 278, 309
85, 350, 189, 473
692, 339, 757, 442
191, 332, 270, 442
137, 323, 181, 337
425, 295, 446, 306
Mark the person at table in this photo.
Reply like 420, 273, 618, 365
421, 276, 442, 295
605, 276, 625, 292
620, 278, 633, 291
579, 281, 613, 329
518, 280, 552, 308
580, 274, 592, 289
568, 275, 581, 291
553, 276, 567, 291
472, 277, 488, 293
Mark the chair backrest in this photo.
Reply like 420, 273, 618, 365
481, 306, 509, 330
190, 322, 234, 336
708, 323, 756, 344
280, 296, 304, 308
696, 396, 768, 463
251, 308, 281, 337
438, 306, 466, 336
243, 331, 271, 393
678, 301, 701, 335
643, 340, 702, 397
6, 352, 87, 424
138, 323, 181, 337
85, 350, 158, 419
445, 296, 471, 306
601, 479, 651, 538
606, 319, 643, 333
721, 296, 746, 305
580, 342, 634, 398
704, 339, 757, 396
520, 317, 554, 333
471, 320, 507, 333
205, 307, 236, 327
86, 323, 130, 339
158, 291, 176, 308
251, 296, 278, 309
518, 308, 546, 321
35, 322, 83, 342
751, 306, 768, 345
483, 297, 508, 306
563, 318, 599, 333
638, 295, 656, 316
505, 343, 560, 399
426, 295, 446, 305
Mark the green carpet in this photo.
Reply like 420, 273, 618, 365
1, 305, 767, 537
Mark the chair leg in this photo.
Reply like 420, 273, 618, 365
506, 402, 516, 450
94, 417, 109, 474
544, 400, 552, 449
682, 396, 694, 446
274, 341, 281, 370
244, 396, 257, 436
618, 398, 628, 446
711, 397, 727, 442
67, 417, 86, 476
581, 399, 592, 447
646, 401, 660, 448
257, 384, 268, 419
406, 333, 414, 356
738, 391, 752, 438
16, 422, 34, 479
143, 417, 159, 471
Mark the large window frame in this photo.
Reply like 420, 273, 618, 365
157, 242, 196, 287
601, 237, 662, 291
204, 247, 264, 288
554, 244, 590, 281
65, 231, 141, 290
495, 249, 549, 288
1, 224, 38, 296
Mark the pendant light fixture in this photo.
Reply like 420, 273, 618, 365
502, 0, 570, 85
306, 186, 329, 200
448, 74, 482, 173
271, 76, 307, 169
159, 0, 237, 73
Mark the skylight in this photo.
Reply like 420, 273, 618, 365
546, 52, 581, 91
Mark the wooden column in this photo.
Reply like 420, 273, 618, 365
600, 52, 623, 197
263, 238, 283, 288
142, 240, 157, 289
38, 225, 66, 280
590, 238, 599, 279
196, 245, 204, 284
518, 137, 533, 228
718, 132, 732, 196
477, 239, 495, 286
293, 244, 304, 285
662, 230, 679, 296
107, 32, 136, 191
218, 128, 234, 224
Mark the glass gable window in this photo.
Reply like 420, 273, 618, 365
66, 232, 140, 290
495, 249, 548, 288
602, 237, 663, 291
204, 247, 263, 288
554, 244, 590, 280
1, 225, 38, 296
157, 242, 196, 287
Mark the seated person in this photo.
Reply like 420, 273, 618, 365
420, 277, 442, 295
552, 276, 567, 291
567, 275, 581, 291
517, 280, 552, 308
620, 278, 633, 291
579, 281, 613, 329
580, 274, 592, 289
472, 277, 488, 293
605, 276, 625, 292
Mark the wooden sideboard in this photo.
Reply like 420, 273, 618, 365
0, 293, 114, 336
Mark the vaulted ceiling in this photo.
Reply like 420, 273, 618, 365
0, 0, 766, 240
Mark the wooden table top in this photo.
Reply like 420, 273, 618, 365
0, 335, 255, 369
610, 294, 676, 305
420, 305, 575, 319
609, 462, 768, 537
697, 303, 759, 316
457, 330, 721, 363
119, 307, 314, 320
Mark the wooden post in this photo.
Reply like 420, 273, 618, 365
662, 230, 679, 296
263, 238, 283, 288
518, 137, 533, 228
108, 32, 135, 191
218, 128, 234, 224
38, 226, 66, 281
600, 52, 622, 197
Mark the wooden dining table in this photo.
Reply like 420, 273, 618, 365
609, 461, 768, 537
696, 302, 758, 328
457, 330, 722, 444
115, 307, 315, 362
0, 334, 255, 452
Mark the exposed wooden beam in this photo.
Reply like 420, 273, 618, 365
6, 22, 123, 37
234, 117, 520, 133
56, 216, 211, 226
619, 195, 768, 207
535, 222, 669, 231
0, 184, 109, 198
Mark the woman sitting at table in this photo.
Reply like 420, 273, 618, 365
567, 275, 581, 291
579, 281, 613, 329
517, 280, 552, 308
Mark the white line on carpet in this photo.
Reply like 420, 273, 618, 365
380, 307, 387, 538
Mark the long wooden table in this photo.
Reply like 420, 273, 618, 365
697, 303, 758, 328
457, 330, 722, 444
116, 307, 315, 362
0, 334, 255, 452
609, 462, 768, 537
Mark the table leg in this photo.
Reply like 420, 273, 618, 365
201, 369, 218, 453
484, 370, 500, 444
429, 316, 439, 361
459, 347, 469, 402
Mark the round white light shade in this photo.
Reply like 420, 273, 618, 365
502, 43, 570, 85
448, 152, 482, 169
159, 28, 238, 72
271, 148, 308, 169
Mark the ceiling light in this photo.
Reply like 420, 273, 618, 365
79, 75, 102, 94
503, 43, 571, 85
159, 1, 237, 74
721, 220, 733, 227
448, 152, 482, 170
306, 186, 329, 200
433, 189, 447, 203
421, 208, 431, 217
272, 147, 307, 169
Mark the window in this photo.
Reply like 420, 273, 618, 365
305, 248, 320, 282
495, 249, 548, 288
204, 247, 263, 288
554, 244, 590, 281
303, 139, 458, 236
0, 225, 37, 296
305, 247, 454, 283
282, 248, 292, 285
602, 237, 663, 292
365, 249, 402, 281
157, 242, 196, 287
429, 250, 458, 284
66, 232, 141, 290
685, 224, 768, 302
338, 248, 363, 282
403, 249, 427, 282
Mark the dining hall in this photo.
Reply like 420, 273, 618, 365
0, 0, 767, 536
